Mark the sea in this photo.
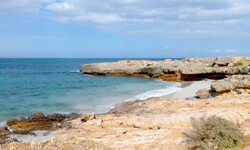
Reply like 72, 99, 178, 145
0, 58, 183, 125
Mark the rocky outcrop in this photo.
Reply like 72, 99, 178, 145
0, 112, 80, 145
211, 75, 250, 93
3, 94, 250, 150
4, 112, 80, 139
80, 56, 250, 81
0, 126, 18, 145
196, 75, 250, 99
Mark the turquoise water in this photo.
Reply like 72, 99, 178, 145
0, 58, 182, 124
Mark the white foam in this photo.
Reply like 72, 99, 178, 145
70, 70, 80, 73
9, 129, 65, 143
126, 82, 182, 101
84, 74, 94, 77
0, 121, 6, 127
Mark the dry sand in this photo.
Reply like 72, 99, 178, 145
170, 80, 213, 99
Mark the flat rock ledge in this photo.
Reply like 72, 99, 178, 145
0, 112, 80, 145
80, 56, 250, 81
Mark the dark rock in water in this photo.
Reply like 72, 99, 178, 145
28, 112, 45, 121
6, 112, 81, 135
6, 117, 26, 127
47, 113, 65, 121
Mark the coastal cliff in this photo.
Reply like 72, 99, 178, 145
1, 56, 250, 150
80, 56, 250, 81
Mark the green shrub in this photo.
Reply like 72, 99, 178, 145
233, 62, 243, 67
207, 64, 213, 68
186, 115, 243, 150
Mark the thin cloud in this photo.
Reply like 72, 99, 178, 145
0, 0, 55, 13
44, 0, 250, 39
213, 49, 237, 53
1, 0, 250, 40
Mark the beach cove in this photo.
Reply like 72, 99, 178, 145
1, 56, 250, 150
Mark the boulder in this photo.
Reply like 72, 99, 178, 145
196, 88, 212, 99
211, 75, 250, 93
0, 126, 18, 145
0, 126, 10, 135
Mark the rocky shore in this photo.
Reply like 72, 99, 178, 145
0, 56, 249, 150
80, 56, 250, 81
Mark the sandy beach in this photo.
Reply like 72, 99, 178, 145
170, 80, 213, 99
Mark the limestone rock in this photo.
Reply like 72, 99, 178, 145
196, 87, 212, 99
0, 126, 18, 145
0, 126, 10, 135
80, 56, 249, 81
28, 112, 45, 121
2, 94, 250, 150
6, 112, 81, 133
47, 113, 65, 121
211, 75, 250, 93
81, 114, 96, 122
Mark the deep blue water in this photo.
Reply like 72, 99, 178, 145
0, 58, 182, 123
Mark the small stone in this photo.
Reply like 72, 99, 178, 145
0, 126, 10, 135
196, 87, 212, 99
81, 114, 96, 122
43, 132, 50, 136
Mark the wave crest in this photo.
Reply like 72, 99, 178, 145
127, 82, 182, 101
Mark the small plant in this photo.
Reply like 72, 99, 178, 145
186, 115, 243, 150
233, 62, 243, 67
207, 64, 213, 68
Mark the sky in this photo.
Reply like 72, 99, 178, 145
0, 0, 250, 58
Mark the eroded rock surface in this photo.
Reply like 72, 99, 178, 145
211, 75, 250, 93
2, 94, 250, 150
80, 56, 250, 81
196, 75, 250, 98
1, 112, 81, 144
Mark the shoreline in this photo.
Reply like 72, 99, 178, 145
0, 79, 186, 126
1, 56, 249, 149
0, 80, 211, 143
1, 80, 212, 143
